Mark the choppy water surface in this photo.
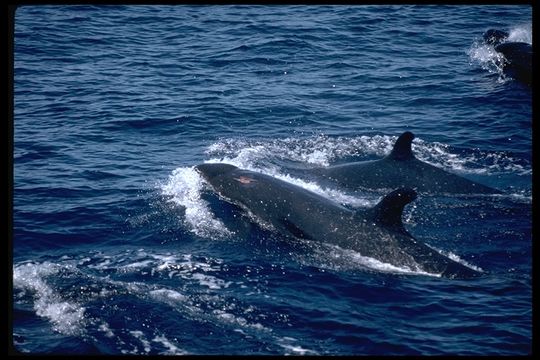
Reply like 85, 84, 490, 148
13, 5, 531, 355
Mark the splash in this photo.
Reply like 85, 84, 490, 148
13, 262, 87, 336
468, 23, 532, 83
467, 41, 506, 80
507, 24, 532, 44
161, 166, 233, 238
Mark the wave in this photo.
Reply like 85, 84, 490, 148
205, 133, 530, 176
13, 251, 315, 355
160, 167, 233, 239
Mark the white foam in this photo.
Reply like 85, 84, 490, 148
85, 249, 228, 285
277, 337, 318, 355
119, 259, 154, 270
86, 257, 112, 270
507, 24, 532, 44
279, 343, 318, 355
152, 335, 187, 355
149, 288, 186, 303
504, 191, 532, 204
468, 42, 502, 68
129, 330, 151, 353
206, 134, 529, 180
83, 249, 233, 296
468, 40, 509, 84
13, 253, 271, 354
272, 172, 374, 208
212, 309, 269, 333
191, 273, 231, 290
161, 166, 233, 238
304, 242, 440, 277
206, 134, 395, 168
98, 322, 115, 338
347, 249, 439, 277
319, 240, 482, 277
433, 247, 483, 273
13, 262, 87, 336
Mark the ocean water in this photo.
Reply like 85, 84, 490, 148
11, 5, 532, 355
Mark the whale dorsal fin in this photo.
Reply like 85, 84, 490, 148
387, 131, 415, 161
365, 188, 417, 232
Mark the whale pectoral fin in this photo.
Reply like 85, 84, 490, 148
279, 218, 313, 240
365, 187, 417, 232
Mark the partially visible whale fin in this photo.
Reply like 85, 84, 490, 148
364, 188, 417, 233
387, 131, 415, 161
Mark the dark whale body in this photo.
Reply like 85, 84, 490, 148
483, 29, 532, 85
195, 163, 481, 279
311, 132, 501, 195
493, 42, 532, 85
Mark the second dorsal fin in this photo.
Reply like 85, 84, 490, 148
364, 188, 417, 232
387, 131, 415, 161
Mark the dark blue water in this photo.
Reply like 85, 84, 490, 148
12, 5, 532, 355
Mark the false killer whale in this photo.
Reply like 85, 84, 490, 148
310, 131, 502, 195
483, 29, 532, 85
195, 163, 481, 278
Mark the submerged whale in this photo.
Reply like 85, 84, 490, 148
310, 131, 502, 195
482, 29, 532, 85
195, 163, 481, 278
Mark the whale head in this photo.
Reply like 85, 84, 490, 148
483, 29, 509, 46
195, 163, 238, 182
195, 163, 251, 199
